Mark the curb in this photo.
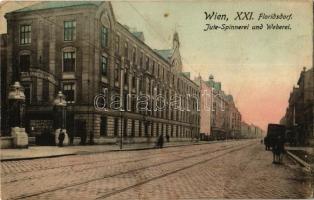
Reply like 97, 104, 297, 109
0, 141, 213, 162
286, 150, 312, 173
0, 153, 76, 162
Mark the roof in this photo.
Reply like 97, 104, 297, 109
11, 1, 102, 13
154, 49, 172, 60
131, 32, 145, 42
205, 80, 221, 91
180, 72, 190, 79
225, 95, 233, 101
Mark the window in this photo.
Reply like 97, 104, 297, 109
123, 118, 127, 136
100, 117, 107, 136
101, 26, 108, 48
20, 25, 31, 44
64, 21, 76, 41
114, 62, 119, 82
63, 51, 75, 72
114, 118, 119, 136
131, 120, 135, 137
144, 123, 148, 136
152, 61, 155, 74
124, 71, 128, 86
132, 76, 136, 89
132, 47, 136, 64
139, 121, 142, 137
101, 56, 108, 76
42, 80, 49, 102
98, 87, 108, 108
20, 54, 30, 72
63, 83, 75, 103
147, 80, 151, 94
140, 52, 143, 67
124, 42, 128, 58
115, 35, 120, 54
146, 57, 149, 70
151, 123, 154, 136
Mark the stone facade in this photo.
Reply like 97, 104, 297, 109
283, 67, 314, 146
1, 34, 8, 136
198, 78, 212, 139
195, 75, 242, 140
2, 1, 200, 144
240, 122, 264, 139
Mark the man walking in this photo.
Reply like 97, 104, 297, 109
58, 130, 65, 147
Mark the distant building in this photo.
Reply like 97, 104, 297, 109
195, 76, 212, 140
195, 74, 242, 140
240, 122, 263, 139
225, 95, 241, 139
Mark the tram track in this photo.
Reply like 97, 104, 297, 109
7, 141, 254, 200
2, 142, 233, 184
1, 142, 220, 176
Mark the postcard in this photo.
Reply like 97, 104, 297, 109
0, 0, 313, 199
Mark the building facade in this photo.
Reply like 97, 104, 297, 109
195, 76, 212, 140
2, 1, 200, 144
240, 122, 264, 139
1, 33, 8, 136
283, 67, 314, 146
195, 75, 242, 140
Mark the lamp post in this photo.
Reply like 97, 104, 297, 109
8, 82, 28, 148
53, 91, 69, 146
119, 57, 125, 150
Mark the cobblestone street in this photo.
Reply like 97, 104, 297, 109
1, 140, 313, 199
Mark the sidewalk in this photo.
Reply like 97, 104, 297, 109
286, 146, 314, 173
0, 141, 213, 161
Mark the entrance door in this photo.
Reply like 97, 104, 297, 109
75, 119, 86, 138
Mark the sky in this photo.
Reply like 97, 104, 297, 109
0, 0, 312, 131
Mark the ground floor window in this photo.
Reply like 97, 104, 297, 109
123, 118, 127, 136
144, 122, 148, 136
151, 122, 154, 137
63, 83, 75, 103
131, 120, 135, 137
114, 118, 119, 136
156, 123, 159, 136
100, 117, 107, 136
171, 125, 173, 137
139, 121, 142, 137
42, 80, 49, 102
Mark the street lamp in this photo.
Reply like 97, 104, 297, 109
8, 81, 28, 148
53, 91, 69, 146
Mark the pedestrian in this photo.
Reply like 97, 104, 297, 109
155, 135, 160, 148
166, 133, 170, 143
157, 134, 164, 148
69, 132, 74, 145
58, 129, 65, 147
264, 136, 269, 150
